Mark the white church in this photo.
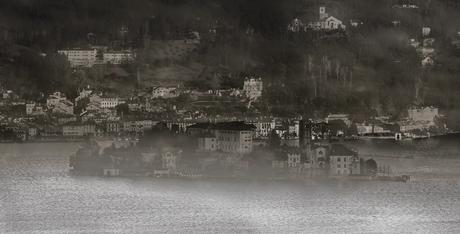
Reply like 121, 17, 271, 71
288, 6, 346, 32
307, 6, 346, 31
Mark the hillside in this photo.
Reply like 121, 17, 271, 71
1, 0, 460, 117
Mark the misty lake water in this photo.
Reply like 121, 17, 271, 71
1, 136, 460, 233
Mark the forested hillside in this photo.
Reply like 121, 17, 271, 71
1, 0, 460, 119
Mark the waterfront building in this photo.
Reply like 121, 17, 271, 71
325, 114, 352, 127
188, 122, 256, 154
161, 148, 182, 171
215, 122, 255, 154
106, 121, 121, 134
62, 122, 96, 137
246, 117, 276, 139
287, 152, 301, 168
122, 120, 157, 133
408, 106, 439, 123
197, 134, 218, 152
329, 144, 360, 176
356, 123, 391, 135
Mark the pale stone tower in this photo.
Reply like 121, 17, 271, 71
319, 6, 328, 20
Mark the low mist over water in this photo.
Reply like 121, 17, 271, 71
2, 138, 460, 233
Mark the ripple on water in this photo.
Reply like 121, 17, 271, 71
1, 142, 460, 233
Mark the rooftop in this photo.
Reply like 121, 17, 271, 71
330, 144, 357, 156
188, 121, 256, 131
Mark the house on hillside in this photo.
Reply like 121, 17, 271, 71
58, 49, 97, 68
307, 7, 346, 31
422, 56, 434, 67
47, 92, 74, 115
152, 86, 180, 99
243, 77, 263, 101
103, 50, 135, 65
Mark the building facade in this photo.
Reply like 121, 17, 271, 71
243, 77, 263, 101
100, 98, 122, 109
408, 106, 439, 123
197, 135, 218, 152
307, 7, 346, 31
103, 51, 135, 64
47, 92, 74, 115
152, 86, 180, 99
62, 123, 96, 137
58, 49, 97, 68
329, 144, 360, 176
189, 122, 256, 154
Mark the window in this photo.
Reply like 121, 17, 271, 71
337, 158, 341, 162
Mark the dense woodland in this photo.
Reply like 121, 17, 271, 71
1, 0, 460, 123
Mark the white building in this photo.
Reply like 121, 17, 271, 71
26, 103, 45, 116
216, 129, 254, 154
152, 86, 180, 99
325, 114, 351, 127
307, 7, 346, 31
288, 18, 305, 32
408, 106, 439, 123
86, 94, 123, 110
100, 98, 122, 109
422, 56, 434, 67
422, 27, 431, 37
122, 120, 157, 133
188, 122, 256, 154
58, 49, 97, 68
62, 123, 96, 137
356, 123, 390, 135
243, 77, 263, 101
329, 144, 360, 176
103, 50, 135, 64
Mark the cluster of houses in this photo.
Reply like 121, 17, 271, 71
71, 120, 373, 179
149, 76, 263, 101
408, 27, 436, 67
0, 75, 265, 141
0, 81, 445, 143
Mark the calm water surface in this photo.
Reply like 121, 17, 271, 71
1, 137, 460, 233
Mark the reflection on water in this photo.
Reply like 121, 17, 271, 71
1, 139, 460, 233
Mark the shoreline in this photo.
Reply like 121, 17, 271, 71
69, 169, 410, 183
1, 132, 458, 144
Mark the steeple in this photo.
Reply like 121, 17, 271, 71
319, 6, 328, 20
